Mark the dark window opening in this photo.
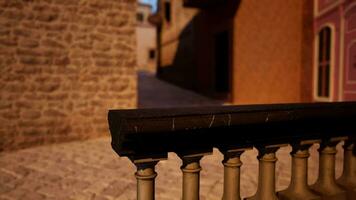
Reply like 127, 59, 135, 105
164, 1, 171, 23
149, 49, 156, 59
136, 12, 144, 22
317, 27, 332, 98
214, 31, 230, 93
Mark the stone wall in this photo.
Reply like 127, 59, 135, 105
0, 0, 137, 151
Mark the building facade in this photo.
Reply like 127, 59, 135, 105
313, 0, 356, 102
155, 0, 356, 104
0, 0, 137, 151
136, 3, 157, 73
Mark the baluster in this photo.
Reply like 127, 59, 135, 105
179, 152, 210, 200
277, 141, 320, 200
134, 160, 160, 200
246, 145, 283, 200
311, 138, 346, 199
337, 139, 356, 190
220, 148, 250, 200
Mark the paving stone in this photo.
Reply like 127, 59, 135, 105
1, 188, 27, 199
0, 137, 345, 200
137, 71, 223, 108
0, 184, 11, 194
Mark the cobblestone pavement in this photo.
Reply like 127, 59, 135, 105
0, 72, 345, 200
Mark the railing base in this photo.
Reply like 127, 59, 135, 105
346, 190, 356, 200
313, 193, 347, 200
278, 189, 321, 200
244, 195, 278, 200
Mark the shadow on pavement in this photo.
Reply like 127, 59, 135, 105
137, 71, 223, 108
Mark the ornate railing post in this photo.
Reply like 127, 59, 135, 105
337, 139, 356, 190
246, 145, 284, 200
132, 157, 165, 200
311, 137, 347, 198
179, 152, 210, 200
278, 140, 321, 200
220, 148, 250, 200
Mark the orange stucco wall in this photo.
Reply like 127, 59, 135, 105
157, 0, 314, 104
232, 0, 313, 104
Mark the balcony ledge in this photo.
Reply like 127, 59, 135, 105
108, 102, 356, 157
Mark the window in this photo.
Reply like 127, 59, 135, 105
316, 27, 332, 98
136, 12, 144, 22
164, 1, 171, 23
149, 49, 156, 60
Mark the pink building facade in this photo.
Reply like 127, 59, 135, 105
314, 0, 356, 102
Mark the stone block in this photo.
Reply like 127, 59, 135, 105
53, 56, 70, 66
4, 83, 27, 93
0, 29, 10, 36
36, 12, 59, 22
80, 16, 99, 26
2, 112, 20, 120
54, 124, 71, 135
42, 23, 67, 32
0, 102, 12, 110
43, 109, 67, 117
89, 1, 113, 10
13, 28, 32, 37
90, 33, 106, 42
19, 39, 39, 48
0, 37, 17, 46
64, 33, 72, 44
21, 110, 41, 119
92, 52, 113, 59
12, 28, 38, 38
1, 1, 24, 9
3, 74, 25, 82
21, 22, 40, 30
76, 42, 92, 50
15, 65, 42, 74
2, 10, 24, 20
37, 83, 60, 93
52, 0, 79, 6
108, 18, 127, 28
42, 39, 65, 49
94, 42, 111, 51
95, 59, 114, 67
20, 56, 50, 65
17, 48, 42, 57
79, 7, 98, 16
15, 101, 33, 109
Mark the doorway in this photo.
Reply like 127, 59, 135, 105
214, 31, 230, 97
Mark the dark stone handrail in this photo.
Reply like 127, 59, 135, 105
108, 102, 356, 159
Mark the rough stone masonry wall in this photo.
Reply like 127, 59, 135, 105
0, 0, 137, 151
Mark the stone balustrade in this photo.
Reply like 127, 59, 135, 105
108, 102, 356, 200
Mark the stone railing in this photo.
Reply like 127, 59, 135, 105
108, 102, 356, 200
